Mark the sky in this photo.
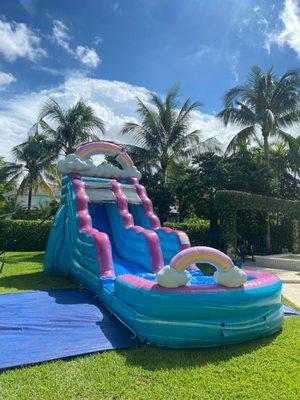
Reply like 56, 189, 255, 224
0, 0, 300, 159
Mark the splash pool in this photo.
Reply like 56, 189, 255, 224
255, 254, 300, 271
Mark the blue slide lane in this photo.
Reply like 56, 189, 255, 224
129, 203, 181, 264
88, 203, 149, 277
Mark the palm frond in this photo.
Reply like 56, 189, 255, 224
218, 106, 256, 126
277, 129, 296, 149
16, 175, 31, 197
37, 176, 56, 200
225, 125, 255, 154
39, 99, 66, 124
223, 86, 247, 107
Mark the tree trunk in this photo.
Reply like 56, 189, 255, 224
262, 129, 269, 163
160, 160, 168, 185
265, 214, 272, 254
27, 186, 32, 210
223, 209, 237, 254
209, 194, 219, 248
292, 219, 300, 253
262, 128, 272, 253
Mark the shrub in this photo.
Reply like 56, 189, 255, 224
0, 220, 52, 251
215, 190, 300, 253
215, 190, 300, 216
164, 219, 210, 246
11, 209, 46, 220
236, 211, 293, 254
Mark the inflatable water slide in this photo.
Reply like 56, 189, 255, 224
44, 141, 283, 348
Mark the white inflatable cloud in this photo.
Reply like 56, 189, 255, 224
156, 266, 188, 288
214, 266, 247, 288
120, 166, 142, 180
57, 154, 142, 179
96, 163, 121, 178
57, 154, 96, 176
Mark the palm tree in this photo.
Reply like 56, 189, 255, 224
0, 156, 10, 191
253, 139, 290, 184
269, 142, 290, 184
7, 134, 58, 209
0, 156, 18, 200
218, 66, 300, 162
288, 134, 300, 178
38, 99, 105, 155
121, 86, 203, 183
219, 66, 300, 253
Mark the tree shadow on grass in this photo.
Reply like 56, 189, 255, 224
119, 332, 280, 371
0, 271, 77, 292
3, 252, 45, 265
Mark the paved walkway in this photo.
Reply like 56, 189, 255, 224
244, 263, 300, 307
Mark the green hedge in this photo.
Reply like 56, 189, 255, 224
215, 190, 300, 216
0, 220, 52, 251
164, 220, 210, 246
236, 211, 294, 254
11, 210, 47, 220
215, 190, 300, 253
1, 214, 290, 254
0, 218, 211, 252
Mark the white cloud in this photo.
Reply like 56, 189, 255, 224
184, 45, 213, 64
0, 73, 256, 160
0, 18, 46, 62
184, 47, 240, 83
30, 65, 64, 76
75, 46, 100, 68
19, 0, 37, 16
52, 20, 72, 53
93, 36, 103, 46
264, 0, 300, 57
188, 109, 240, 147
229, 52, 240, 83
51, 20, 100, 68
0, 74, 149, 159
0, 71, 16, 90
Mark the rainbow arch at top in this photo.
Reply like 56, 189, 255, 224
75, 141, 134, 169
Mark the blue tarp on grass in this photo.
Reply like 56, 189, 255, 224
283, 303, 300, 317
0, 289, 299, 371
0, 289, 139, 370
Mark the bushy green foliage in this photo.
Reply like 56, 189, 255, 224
0, 220, 51, 251
164, 219, 210, 246
11, 209, 46, 220
215, 190, 300, 216
236, 211, 293, 254
192, 151, 275, 197
11, 200, 58, 220
215, 190, 300, 253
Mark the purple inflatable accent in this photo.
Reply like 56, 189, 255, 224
73, 176, 115, 278
133, 180, 161, 229
131, 178, 196, 270
111, 181, 164, 273
117, 269, 280, 292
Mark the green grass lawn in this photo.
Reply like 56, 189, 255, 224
0, 252, 299, 400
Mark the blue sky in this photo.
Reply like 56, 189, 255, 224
0, 0, 299, 157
